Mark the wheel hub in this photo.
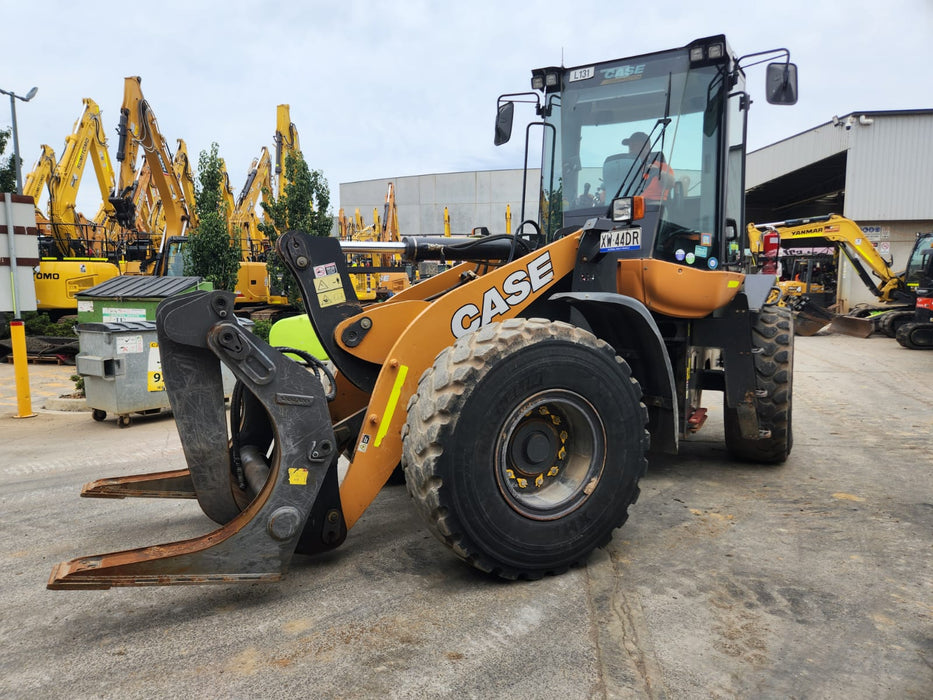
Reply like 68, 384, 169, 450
496, 392, 604, 520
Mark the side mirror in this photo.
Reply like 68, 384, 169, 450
765, 62, 798, 105
494, 102, 514, 146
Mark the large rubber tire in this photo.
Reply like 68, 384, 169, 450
402, 318, 649, 580
724, 304, 794, 463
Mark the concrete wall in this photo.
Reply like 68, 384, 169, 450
340, 169, 541, 237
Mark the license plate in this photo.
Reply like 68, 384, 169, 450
599, 228, 641, 252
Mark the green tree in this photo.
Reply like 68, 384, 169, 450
0, 128, 17, 193
184, 142, 240, 290
258, 151, 332, 309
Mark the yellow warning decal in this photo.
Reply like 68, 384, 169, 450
288, 467, 309, 485
318, 288, 347, 308
314, 273, 342, 293
374, 364, 409, 447
727, 280, 740, 288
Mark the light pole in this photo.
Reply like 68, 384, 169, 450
0, 85, 38, 194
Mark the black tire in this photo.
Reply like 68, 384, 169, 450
724, 304, 794, 463
92, 409, 106, 422
117, 414, 132, 429
402, 318, 649, 580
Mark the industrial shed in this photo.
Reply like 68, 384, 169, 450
746, 109, 933, 310
339, 169, 541, 238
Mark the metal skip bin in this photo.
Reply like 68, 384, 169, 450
76, 320, 236, 427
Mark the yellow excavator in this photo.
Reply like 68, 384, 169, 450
231, 146, 273, 259
229, 148, 275, 305
748, 214, 914, 335
49, 35, 802, 589
110, 76, 194, 277
29, 99, 122, 317
22, 144, 56, 231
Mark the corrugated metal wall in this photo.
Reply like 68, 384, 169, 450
844, 114, 933, 220
340, 169, 540, 237
748, 111, 933, 221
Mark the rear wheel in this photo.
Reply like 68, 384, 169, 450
724, 304, 794, 463
402, 318, 649, 579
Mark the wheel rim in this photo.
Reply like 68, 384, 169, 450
495, 389, 606, 520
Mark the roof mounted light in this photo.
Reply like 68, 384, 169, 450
531, 67, 562, 93
689, 46, 706, 63
707, 42, 724, 59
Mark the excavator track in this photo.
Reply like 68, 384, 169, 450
896, 321, 933, 349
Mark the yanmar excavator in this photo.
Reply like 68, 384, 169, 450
49, 36, 800, 589
748, 214, 916, 336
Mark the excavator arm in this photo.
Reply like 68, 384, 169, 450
231, 147, 273, 258
46, 98, 118, 257
111, 76, 191, 261
23, 144, 56, 209
172, 139, 199, 231
748, 214, 908, 302
274, 104, 301, 193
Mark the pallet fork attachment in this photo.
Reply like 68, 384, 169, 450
48, 291, 346, 589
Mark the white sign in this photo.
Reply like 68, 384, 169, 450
116, 335, 144, 355
103, 307, 147, 323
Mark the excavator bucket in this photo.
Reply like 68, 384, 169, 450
48, 290, 346, 589
787, 297, 835, 336
829, 314, 874, 338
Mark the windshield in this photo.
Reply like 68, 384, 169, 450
164, 240, 187, 277
905, 234, 933, 287
541, 54, 735, 267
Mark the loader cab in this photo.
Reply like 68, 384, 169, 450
544, 37, 752, 272
497, 36, 796, 277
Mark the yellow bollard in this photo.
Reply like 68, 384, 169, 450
9, 320, 36, 419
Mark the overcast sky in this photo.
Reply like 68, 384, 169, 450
4, 0, 932, 219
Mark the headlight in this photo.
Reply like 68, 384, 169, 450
611, 196, 644, 223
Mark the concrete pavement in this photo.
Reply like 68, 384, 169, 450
0, 332, 930, 698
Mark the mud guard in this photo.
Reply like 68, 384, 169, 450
550, 291, 679, 455
48, 290, 346, 589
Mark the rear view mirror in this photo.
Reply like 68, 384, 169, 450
766, 62, 798, 105
494, 102, 514, 146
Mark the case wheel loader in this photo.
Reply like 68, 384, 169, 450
49, 35, 799, 590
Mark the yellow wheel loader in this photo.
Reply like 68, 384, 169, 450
49, 35, 799, 589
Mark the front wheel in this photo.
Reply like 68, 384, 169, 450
724, 305, 794, 463
402, 318, 649, 579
